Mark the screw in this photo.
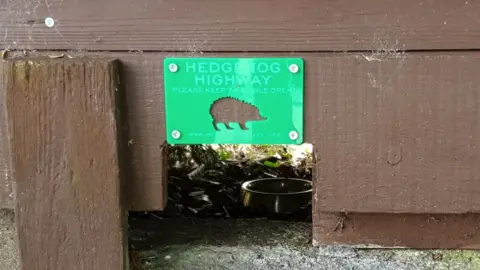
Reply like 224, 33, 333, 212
44, 17, 55, 28
288, 64, 299, 73
171, 130, 181, 139
289, 131, 298, 140
168, 63, 178, 73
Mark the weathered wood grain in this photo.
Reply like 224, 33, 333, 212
312, 53, 480, 214
0, 0, 479, 52
312, 163, 480, 249
0, 52, 170, 211
4, 58, 128, 270
0, 62, 13, 209
313, 212, 480, 249
113, 53, 168, 211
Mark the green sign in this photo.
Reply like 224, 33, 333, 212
163, 57, 304, 145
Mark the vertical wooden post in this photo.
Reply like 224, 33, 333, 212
4, 58, 128, 270
0, 61, 14, 209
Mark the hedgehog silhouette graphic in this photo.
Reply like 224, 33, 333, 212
209, 97, 267, 131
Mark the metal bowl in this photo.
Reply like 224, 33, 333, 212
241, 178, 312, 214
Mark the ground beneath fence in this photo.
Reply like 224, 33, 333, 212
3, 209, 480, 270
128, 216, 480, 270
127, 144, 480, 269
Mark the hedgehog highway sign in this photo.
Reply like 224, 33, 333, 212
163, 57, 304, 145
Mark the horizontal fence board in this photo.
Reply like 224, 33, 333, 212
1, 51, 480, 214
313, 212, 480, 249
0, 0, 480, 51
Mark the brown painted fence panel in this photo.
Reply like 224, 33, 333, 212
1, 51, 480, 214
1, 0, 480, 52
313, 212, 480, 249
313, 53, 480, 214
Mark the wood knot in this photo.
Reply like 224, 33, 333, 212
386, 148, 402, 165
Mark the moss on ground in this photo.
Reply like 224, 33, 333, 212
440, 250, 480, 268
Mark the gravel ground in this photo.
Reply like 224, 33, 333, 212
129, 217, 480, 270
2, 212, 480, 270
0, 209, 19, 270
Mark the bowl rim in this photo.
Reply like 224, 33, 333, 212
241, 177, 312, 195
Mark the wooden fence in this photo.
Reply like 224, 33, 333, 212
1, 0, 480, 269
